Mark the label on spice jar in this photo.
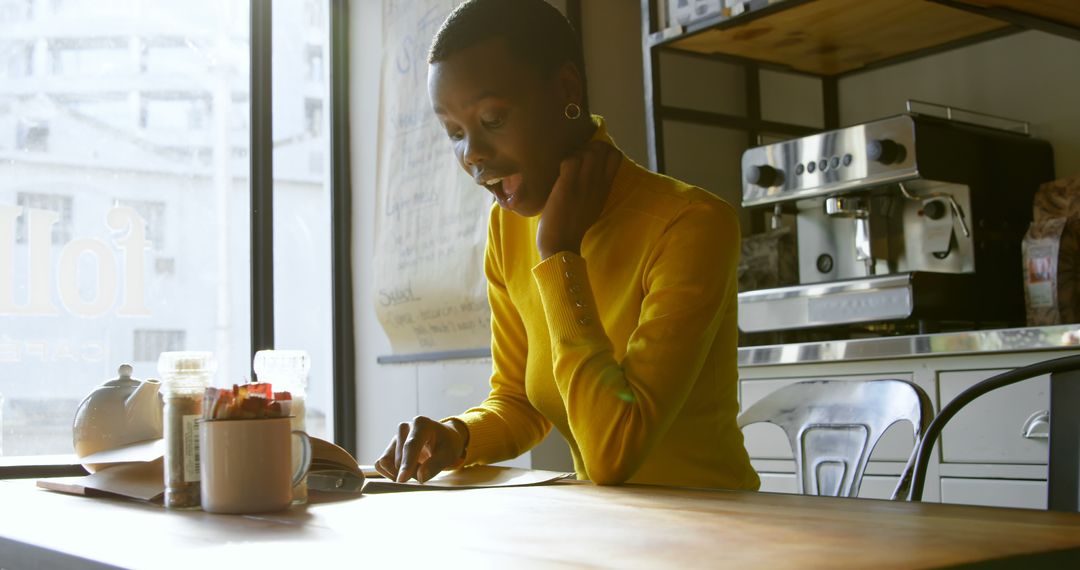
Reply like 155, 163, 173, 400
182, 414, 201, 482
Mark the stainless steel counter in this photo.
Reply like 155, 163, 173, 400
738, 324, 1080, 367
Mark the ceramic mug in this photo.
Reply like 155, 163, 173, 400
199, 417, 312, 514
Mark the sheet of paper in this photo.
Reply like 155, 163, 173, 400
78, 438, 165, 465
373, 0, 493, 355
41, 438, 364, 502
362, 465, 574, 493
38, 458, 164, 502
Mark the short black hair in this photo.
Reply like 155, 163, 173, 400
428, 0, 588, 111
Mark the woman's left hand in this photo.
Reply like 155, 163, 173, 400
537, 140, 621, 260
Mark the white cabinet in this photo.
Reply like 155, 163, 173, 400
940, 478, 1047, 510
738, 347, 1078, 510
938, 370, 1050, 464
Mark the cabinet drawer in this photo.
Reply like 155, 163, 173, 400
940, 478, 1047, 510
938, 370, 1049, 464
740, 376, 917, 462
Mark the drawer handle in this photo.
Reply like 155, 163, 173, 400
1021, 410, 1050, 440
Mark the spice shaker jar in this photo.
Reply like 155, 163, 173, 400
253, 349, 310, 504
158, 351, 216, 509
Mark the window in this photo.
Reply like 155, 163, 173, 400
305, 98, 323, 136
51, 44, 127, 77
3, 43, 31, 78
271, 0, 333, 441
71, 99, 130, 131
114, 198, 166, 249
154, 256, 175, 276
15, 119, 49, 152
305, 44, 323, 82
1, 0, 344, 464
1, 0, 252, 458
187, 98, 210, 130
15, 192, 73, 244
133, 329, 186, 362
144, 44, 203, 77
304, 0, 323, 31
0, 0, 28, 23
143, 99, 192, 130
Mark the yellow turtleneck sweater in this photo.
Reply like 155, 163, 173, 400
452, 117, 759, 490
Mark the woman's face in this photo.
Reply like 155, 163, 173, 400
429, 37, 574, 217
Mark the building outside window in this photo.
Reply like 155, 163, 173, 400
132, 329, 186, 363
3, 43, 31, 78
15, 119, 49, 151
271, 0, 333, 440
0, 0, 333, 460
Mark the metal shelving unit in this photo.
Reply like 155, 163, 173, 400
641, 0, 1080, 234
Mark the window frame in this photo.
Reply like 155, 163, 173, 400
0, 0, 356, 478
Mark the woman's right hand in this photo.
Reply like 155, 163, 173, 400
373, 416, 469, 483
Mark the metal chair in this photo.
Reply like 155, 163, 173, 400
899, 353, 1080, 511
738, 379, 933, 498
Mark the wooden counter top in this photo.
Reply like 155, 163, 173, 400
2, 478, 1079, 568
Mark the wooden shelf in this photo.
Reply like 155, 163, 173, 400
661, 0, 1046, 76
954, 0, 1080, 30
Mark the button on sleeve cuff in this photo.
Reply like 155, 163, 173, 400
531, 252, 603, 343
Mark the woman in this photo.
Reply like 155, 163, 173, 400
374, 0, 758, 490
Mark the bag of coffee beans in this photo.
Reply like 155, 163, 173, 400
1023, 175, 1080, 325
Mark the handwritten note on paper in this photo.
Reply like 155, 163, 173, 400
375, 0, 493, 355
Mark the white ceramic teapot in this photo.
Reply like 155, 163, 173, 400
72, 364, 163, 472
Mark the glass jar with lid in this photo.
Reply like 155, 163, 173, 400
253, 349, 310, 503
158, 351, 216, 509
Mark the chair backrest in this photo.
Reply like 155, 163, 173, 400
738, 379, 933, 498
901, 353, 1080, 511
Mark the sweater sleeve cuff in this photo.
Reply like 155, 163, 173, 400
444, 411, 505, 466
531, 252, 603, 342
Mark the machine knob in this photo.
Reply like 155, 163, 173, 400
746, 164, 783, 187
923, 200, 947, 220
867, 138, 902, 164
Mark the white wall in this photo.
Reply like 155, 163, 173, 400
351, 0, 416, 465
349, 1, 534, 468
579, 0, 648, 165
836, 30, 1080, 179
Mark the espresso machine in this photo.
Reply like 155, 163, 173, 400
737, 106, 1054, 337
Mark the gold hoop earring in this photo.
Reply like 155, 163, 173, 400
564, 102, 582, 120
